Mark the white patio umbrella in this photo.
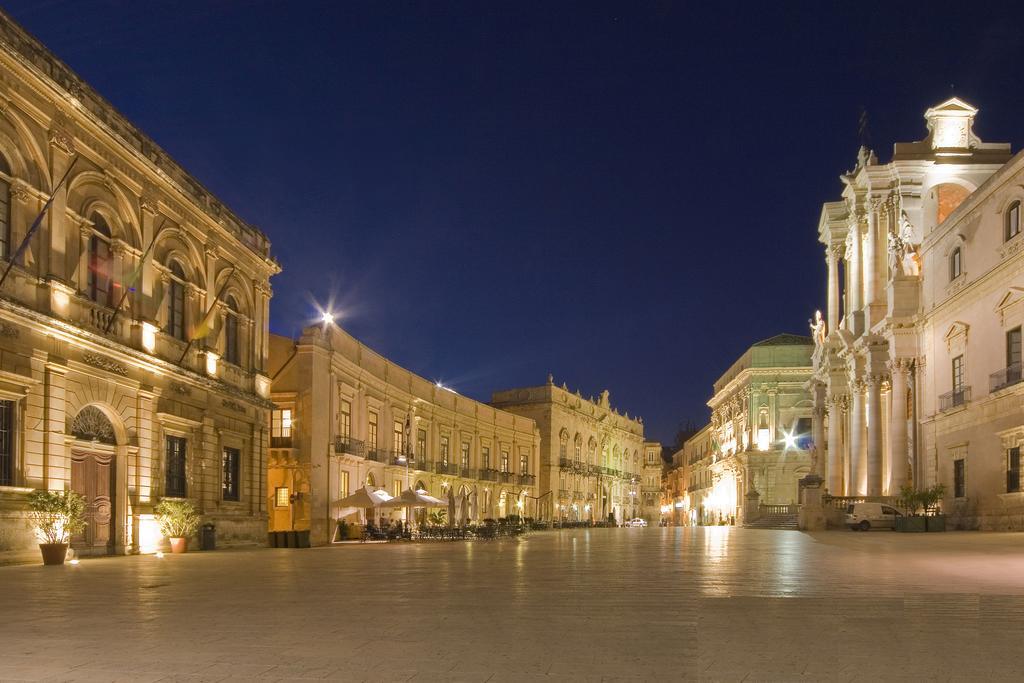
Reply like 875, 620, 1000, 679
380, 487, 446, 529
459, 492, 470, 527
331, 485, 393, 521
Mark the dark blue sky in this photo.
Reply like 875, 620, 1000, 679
7, 1, 1024, 444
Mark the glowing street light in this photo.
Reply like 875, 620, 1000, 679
321, 310, 335, 325
783, 429, 798, 450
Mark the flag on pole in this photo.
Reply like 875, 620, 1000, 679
103, 217, 164, 334
191, 266, 236, 341
0, 156, 79, 289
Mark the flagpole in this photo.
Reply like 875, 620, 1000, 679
0, 156, 79, 290
176, 265, 236, 366
104, 216, 165, 334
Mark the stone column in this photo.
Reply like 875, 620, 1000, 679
847, 222, 862, 314
865, 202, 878, 305
827, 245, 841, 334
77, 223, 91, 294
811, 381, 826, 477
888, 359, 910, 492
46, 128, 75, 281
866, 374, 884, 496
849, 380, 866, 496
139, 195, 159, 320
826, 393, 845, 495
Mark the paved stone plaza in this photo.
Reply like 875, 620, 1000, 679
3, 528, 1024, 682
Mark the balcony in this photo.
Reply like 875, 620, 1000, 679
558, 489, 570, 500
386, 451, 415, 467
460, 467, 475, 479
479, 468, 499, 482
271, 436, 293, 449
334, 435, 365, 458
498, 471, 514, 484
518, 474, 536, 486
364, 448, 384, 463
434, 461, 459, 475
939, 386, 971, 412
558, 458, 574, 470
991, 363, 1023, 393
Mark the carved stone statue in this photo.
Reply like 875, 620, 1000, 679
808, 310, 826, 346
888, 211, 922, 277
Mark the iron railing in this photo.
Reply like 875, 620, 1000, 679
991, 363, 1023, 393
334, 435, 364, 457
364, 448, 384, 463
461, 467, 475, 478
386, 450, 415, 467
498, 471, 514, 484
518, 474, 536, 486
479, 469, 499, 481
939, 386, 971, 411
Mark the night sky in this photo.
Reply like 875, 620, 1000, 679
6, 1, 1024, 445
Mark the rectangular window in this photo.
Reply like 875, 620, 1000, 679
952, 355, 964, 393
0, 177, 9, 258
168, 279, 185, 340
950, 248, 962, 280
953, 458, 965, 499
574, 442, 581, 462
222, 447, 240, 501
339, 470, 350, 498
0, 399, 12, 486
393, 420, 404, 453
165, 436, 187, 498
1009, 447, 1021, 494
559, 442, 566, 459
460, 442, 470, 469
417, 429, 427, 459
339, 399, 351, 438
1008, 327, 1022, 375
501, 449, 510, 473
367, 410, 378, 449
271, 408, 292, 447
1008, 202, 1021, 241
519, 453, 528, 474
274, 486, 290, 507
440, 436, 449, 466
481, 446, 490, 470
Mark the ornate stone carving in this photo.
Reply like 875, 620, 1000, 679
222, 398, 246, 413
0, 322, 18, 338
48, 112, 76, 155
69, 405, 117, 444
82, 352, 128, 376
9, 180, 32, 203
170, 382, 191, 396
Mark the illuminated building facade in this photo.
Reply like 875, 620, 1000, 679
677, 336, 814, 525
491, 378, 648, 524
267, 324, 540, 545
640, 441, 663, 523
811, 98, 1024, 529
0, 14, 278, 557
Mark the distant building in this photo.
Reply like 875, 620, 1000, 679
0, 13, 278, 557
492, 378, 647, 524
268, 325, 540, 545
640, 441, 663, 523
811, 98, 1024, 529
667, 335, 814, 525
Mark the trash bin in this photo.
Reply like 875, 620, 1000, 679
296, 530, 311, 548
267, 531, 278, 548
200, 523, 216, 551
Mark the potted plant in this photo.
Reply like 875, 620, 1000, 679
27, 490, 86, 565
155, 499, 201, 553
921, 484, 947, 532
896, 485, 927, 532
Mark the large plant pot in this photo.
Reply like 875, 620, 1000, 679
169, 537, 187, 554
39, 543, 68, 566
897, 516, 927, 532
926, 515, 946, 532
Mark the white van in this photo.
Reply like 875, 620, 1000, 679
845, 502, 904, 531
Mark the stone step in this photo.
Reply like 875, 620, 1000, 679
744, 513, 799, 530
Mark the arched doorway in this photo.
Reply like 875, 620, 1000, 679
68, 405, 118, 556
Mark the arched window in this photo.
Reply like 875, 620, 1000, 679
949, 247, 962, 281
224, 295, 240, 365
0, 155, 11, 259
88, 213, 113, 306
1007, 201, 1021, 242
167, 260, 187, 340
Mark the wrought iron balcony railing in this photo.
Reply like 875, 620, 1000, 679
386, 450, 415, 467
498, 471, 514, 484
518, 474, 536, 486
939, 386, 971, 412
461, 467, 475, 478
479, 468, 499, 481
991, 363, 1023, 393
334, 435, 364, 457
364, 448, 384, 463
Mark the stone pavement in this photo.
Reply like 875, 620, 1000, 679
2, 527, 1024, 682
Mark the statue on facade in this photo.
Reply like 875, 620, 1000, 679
808, 310, 826, 347
887, 212, 922, 277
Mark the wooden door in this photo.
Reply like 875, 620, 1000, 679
70, 451, 113, 554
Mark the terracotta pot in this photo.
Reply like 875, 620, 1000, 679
39, 543, 69, 566
169, 537, 187, 554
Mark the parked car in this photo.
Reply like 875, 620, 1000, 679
625, 518, 647, 527
845, 502, 904, 531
